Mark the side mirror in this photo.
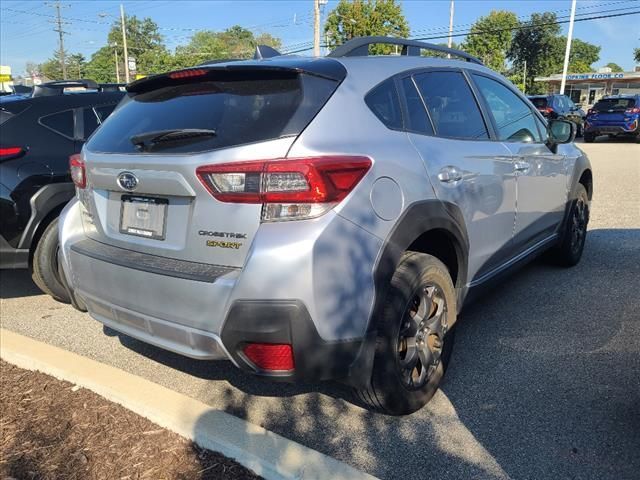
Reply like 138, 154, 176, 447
547, 119, 575, 152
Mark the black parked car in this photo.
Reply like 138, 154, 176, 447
528, 94, 585, 137
0, 79, 124, 300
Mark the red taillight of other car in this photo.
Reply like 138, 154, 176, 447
0, 146, 26, 161
69, 154, 86, 189
196, 156, 372, 221
625, 107, 640, 114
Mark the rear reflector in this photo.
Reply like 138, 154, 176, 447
69, 154, 86, 189
243, 343, 295, 371
196, 156, 372, 221
0, 146, 26, 160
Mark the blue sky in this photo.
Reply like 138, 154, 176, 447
1, 0, 639, 76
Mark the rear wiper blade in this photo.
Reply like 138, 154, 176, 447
130, 129, 216, 150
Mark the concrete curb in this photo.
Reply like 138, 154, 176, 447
0, 328, 377, 480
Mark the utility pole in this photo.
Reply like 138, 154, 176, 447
313, 0, 321, 57
560, 0, 577, 95
120, 4, 130, 83
47, 1, 69, 79
523, 60, 527, 94
447, 0, 455, 58
113, 44, 120, 83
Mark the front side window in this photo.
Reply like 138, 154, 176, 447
472, 75, 542, 143
412, 71, 488, 140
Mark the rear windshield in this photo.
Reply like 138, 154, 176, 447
529, 97, 548, 108
86, 71, 338, 154
592, 98, 636, 112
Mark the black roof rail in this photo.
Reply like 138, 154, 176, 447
327, 36, 483, 65
32, 79, 99, 97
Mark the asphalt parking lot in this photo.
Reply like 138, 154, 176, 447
1, 139, 638, 480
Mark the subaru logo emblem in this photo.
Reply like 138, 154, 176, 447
117, 172, 138, 191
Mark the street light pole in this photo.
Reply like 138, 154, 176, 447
120, 4, 130, 83
113, 44, 120, 83
560, 0, 577, 95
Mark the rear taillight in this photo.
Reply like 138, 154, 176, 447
625, 107, 640, 114
169, 68, 207, 79
196, 156, 372, 221
69, 154, 86, 189
0, 146, 26, 161
243, 343, 294, 371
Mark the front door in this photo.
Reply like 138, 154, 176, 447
469, 73, 568, 253
405, 70, 517, 282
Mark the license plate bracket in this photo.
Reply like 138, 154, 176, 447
119, 195, 168, 240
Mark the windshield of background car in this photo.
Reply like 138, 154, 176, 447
592, 98, 636, 112
86, 71, 339, 154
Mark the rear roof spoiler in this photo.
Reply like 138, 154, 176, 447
31, 79, 123, 97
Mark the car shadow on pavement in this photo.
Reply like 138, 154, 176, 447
0, 270, 43, 299
7, 228, 636, 480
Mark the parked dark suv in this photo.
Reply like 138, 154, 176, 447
0, 80, 124, 300
528, 94, 585, 137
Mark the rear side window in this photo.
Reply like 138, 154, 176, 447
40, 110, 74, 139
529, 97, 548, 109
87, 72, 338, 154
400, 77, 434, 135
472, 75, 541, 143
412, 71, 488, 140
83, 108, 100, 139
94, 104, 116, 122
593, 98, 636, 111
365, 78, 403, 130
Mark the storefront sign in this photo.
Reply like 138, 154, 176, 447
566, 73, 625, 80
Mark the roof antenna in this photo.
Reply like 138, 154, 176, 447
254, 45, 281, 60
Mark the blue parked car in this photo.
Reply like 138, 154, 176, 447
584, 94, 640, 143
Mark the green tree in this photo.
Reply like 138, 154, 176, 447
172, 26, 281, 69
462, 10, 519, 73
39, 51, 87, 81
85, 15, 170, 82
603, 62, 623, 72
324, 0, 409, 54
508, 12, 561, 94
633, 47, 639, 63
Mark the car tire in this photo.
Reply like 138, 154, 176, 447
552, 184, 589, 267
32, 217, 71, 303
356, 252, 456, 415
583, 132, 595, 143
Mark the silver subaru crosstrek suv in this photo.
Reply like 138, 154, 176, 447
59, 37, 592, 415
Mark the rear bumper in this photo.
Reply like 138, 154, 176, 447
585, 119, 639, 135
58, 199, 380, 385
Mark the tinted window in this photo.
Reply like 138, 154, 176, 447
365, 78, 403, 130
94, 104, 116, 122
413, 71, 488, 140
534, 115, 548, 142
400, 77, 434, 135
593, 98, 636, 112
88, 73, 338, 154
83, 108, 100, 139
473, 75, 541, 143
40, 110, 74, 138
529, 97, 548, 109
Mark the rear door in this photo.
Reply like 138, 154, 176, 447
81, 68, 340, 268
470, 73, 567, 250
404, 69, 517, 281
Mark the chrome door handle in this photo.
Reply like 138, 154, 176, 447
514, 161, 530, 172
438, 166, 463, 183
